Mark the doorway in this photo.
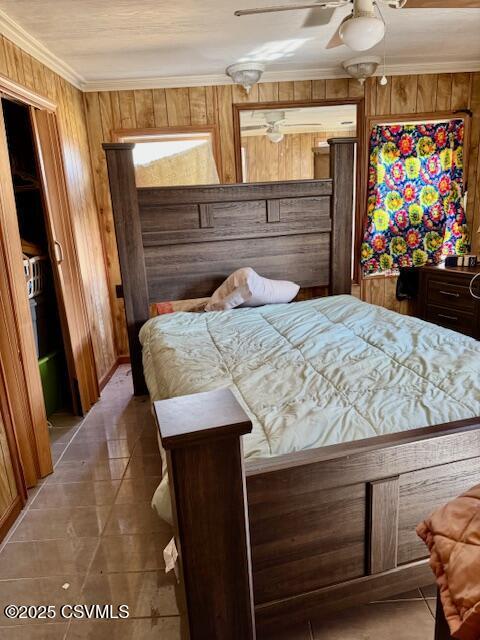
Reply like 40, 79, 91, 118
1, 98, 82, 463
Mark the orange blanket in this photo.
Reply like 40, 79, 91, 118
417, 485, 480, 640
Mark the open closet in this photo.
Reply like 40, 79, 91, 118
2, 98, 76, 420
0, 77, 100, 542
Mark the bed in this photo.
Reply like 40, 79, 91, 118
141, 295, 480, 525
103, 139, 480, 639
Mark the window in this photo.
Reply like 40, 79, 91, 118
114, 127, 220, 187
362, 115, 470, 276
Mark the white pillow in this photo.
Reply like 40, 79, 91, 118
205, 267, 300, 311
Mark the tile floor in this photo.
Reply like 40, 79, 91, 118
0, 366, 437, 639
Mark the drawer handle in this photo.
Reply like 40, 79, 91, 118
439, 290, 459, 298
438, 313, 458, 321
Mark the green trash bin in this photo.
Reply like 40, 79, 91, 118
38, 350, 67, 417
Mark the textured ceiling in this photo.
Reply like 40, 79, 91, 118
0, 0, 479, 82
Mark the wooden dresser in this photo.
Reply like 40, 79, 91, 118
418, 264, 480, 339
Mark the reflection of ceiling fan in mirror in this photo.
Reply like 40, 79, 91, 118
235, 0, 480, 51
241, 111, 324, 143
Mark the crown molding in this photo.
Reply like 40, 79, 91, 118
377, 59, 480, 77
83, 59, 480, 92
0, 9, 84, 89
83, 68, 342, 92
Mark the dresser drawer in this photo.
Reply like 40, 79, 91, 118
427, 278, 475, 312
425, 304, 476, 337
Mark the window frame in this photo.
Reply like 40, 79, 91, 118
112, 125, 223, 183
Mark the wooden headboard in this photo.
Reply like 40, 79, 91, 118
103, 138, 356, 394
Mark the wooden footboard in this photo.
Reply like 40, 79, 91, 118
247, 419, 480, 631
155, 391, 480, 638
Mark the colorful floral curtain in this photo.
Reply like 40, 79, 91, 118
361, 119, 469, 275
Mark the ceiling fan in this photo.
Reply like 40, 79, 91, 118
246, 123, 285, 142
242, 111, 325, 142
242, 111, 287, 142
235, 0, 480, 51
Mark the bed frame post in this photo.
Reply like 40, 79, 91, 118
154, 388, 256, 639
103, 143, 149, 395
328, 137, 357, 296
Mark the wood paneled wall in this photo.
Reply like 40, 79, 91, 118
243, 133, 316, 183
242, 129, 356, 183
0, 351, 24, 540
85, 73, 480, 355
0, 36, 116, 383
361, 274, 414, 315
0, 411, 16, 522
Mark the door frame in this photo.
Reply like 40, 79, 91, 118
0, 97, 51, 482
32, 108, 99, 412
0, 73, 56, 112
0, 73, 99, 485
0, 348, 28, 541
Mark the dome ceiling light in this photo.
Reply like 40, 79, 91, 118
226, 62, 266, 93
343, 55, 381, 83
267, 127, 285, 143
338, 3, 385, 51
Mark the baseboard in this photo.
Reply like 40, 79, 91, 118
98, 356, 132, 391
0, 496, 22, 544
98, 359, 119, 391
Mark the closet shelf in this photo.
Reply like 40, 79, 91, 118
14, 185, 41, 193
12, 169, 40, 192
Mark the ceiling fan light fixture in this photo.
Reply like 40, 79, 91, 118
267, 129, 284, 143
226, 62, 265, 93
343, 55, 381, 84
339, 16, 385, 51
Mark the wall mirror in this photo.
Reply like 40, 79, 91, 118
234, 101, 358, 183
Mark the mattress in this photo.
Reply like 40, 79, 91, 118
140, 295, 480, 522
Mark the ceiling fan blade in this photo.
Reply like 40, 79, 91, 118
241, 125, 267, 131
326, 26, 342, 48
403, 0, 480, 7
235, 3, 329, 17
326, 16, 349, 48
302, 6, 335, 26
